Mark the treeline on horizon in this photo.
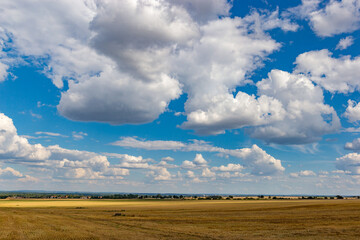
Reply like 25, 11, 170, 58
0, 192, 358, 200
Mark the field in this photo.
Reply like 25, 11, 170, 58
1, 199, 360, 239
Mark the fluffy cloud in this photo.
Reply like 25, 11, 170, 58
336, 153, 360, 174
112, 137, 285, 176
181, 160, 197, 169
336, 36, 355, 50
0, 112, 130, 180
201, 168, 216, 178
181, 153, 207, 169
344, 100, 360, 122
0, 167, 24, 179
228, 145, 284, 176
112, 137, 185, 150
147, 167, 172, 181
344, 138, 360, 151
249, 70, 340, 144
161, 156, 174, 162
289, 0, 360, 37
295, 49, 360, 93
106, 153, 154, 169
193, 153, 207, 166
290, 170, 316, 178
181, 93, 284, 135
0, 113, 51, 161
177, 15, 282, 135
212, 164, 244, 172
0, 0, 301, 135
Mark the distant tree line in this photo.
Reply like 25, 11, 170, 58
0, 192, 357, 200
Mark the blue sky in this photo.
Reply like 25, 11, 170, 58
1, 0, 360, 194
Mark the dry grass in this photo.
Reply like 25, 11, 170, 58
1, 199, 360, 239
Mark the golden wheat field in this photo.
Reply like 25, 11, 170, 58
1, 199, 360, 240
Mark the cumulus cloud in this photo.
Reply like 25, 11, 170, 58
0, 112, 130, 180
212, 164, 244, 172
336, 36, 355, 50
201, 168, 216, 178
147, 167, 172, 181
290, 170, 316, 178
336, 153, 360, 174
344, 100, 360, 122
111, 137, 185, 150
161, 156, 174, 162
0, 0, 302, 137
181, 160, 197, 169
345, 138, 360, 151
289, 0, 360, 37
181, 153, 208, 169
176, 14, 282, 135
193, 153, 207, 166
0, 113, 51, 161
228, 145, 284, 176
112, 137, 285, 175
185, 170, 196, 179
106, 153, 154, 169
249, 70, 340, 144
295, 49, 360, 93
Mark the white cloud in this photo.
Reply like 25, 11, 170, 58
193, 153, 207, 166
0, 166, 37, 182
290, 170, 316, 178
289, 0, 360, 37
181, 154, 207, 169
112, 137, 285, 176
336, 36, 354, 50
185, 170, 196, 179
0, 167, 23, 179
244, 8, 299, 32
0, 0, 300, 132
344, 100, 360, 122
342, 127, 360, 133
35, 132, 67, 137
249, 70, 340, 144
106, 153, 154, 169
111, 137, 185, 150
212, 164, 244, 172
0, 113, 51, 161
201, 168, 216, 178
345, 138, 360, 151
336, 153, 360, 174
295, 49, 360, 93
176, 14, 282, 135
147, 167, 172, 181
161, 156, 174, 162
0, 112, 130, 180
181, 92, 285, 135
228, 145, 284, 176
72, 131, 87, 140
181, 160, 197, 169
0, 62, 8, 82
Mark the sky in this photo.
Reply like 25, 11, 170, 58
1, 0, 360, 195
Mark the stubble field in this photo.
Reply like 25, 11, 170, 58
1, 199, 360, 239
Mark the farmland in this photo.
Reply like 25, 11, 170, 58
1, 199, 360, 239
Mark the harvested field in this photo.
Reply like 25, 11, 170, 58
1, 199, 360, 239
